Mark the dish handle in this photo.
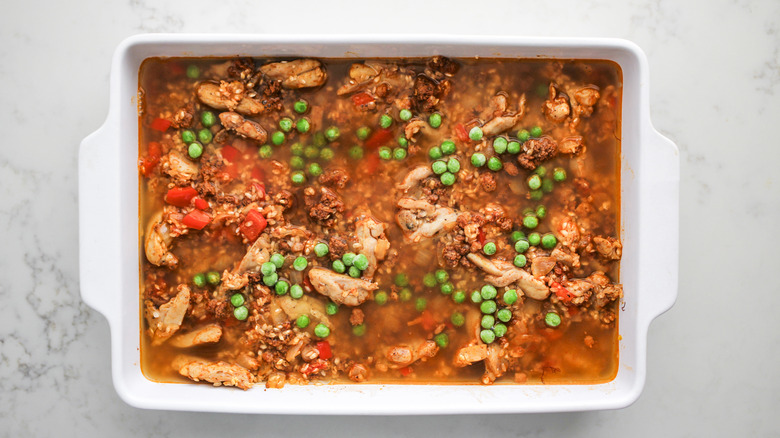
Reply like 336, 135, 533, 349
78, 119, 121, 321
639, 127, 680, 324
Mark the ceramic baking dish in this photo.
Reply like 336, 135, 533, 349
78, 34, 679, 414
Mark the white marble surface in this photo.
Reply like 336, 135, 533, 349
1, 0, 778, 436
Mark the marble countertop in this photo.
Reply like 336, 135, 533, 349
2, 0, 778, 436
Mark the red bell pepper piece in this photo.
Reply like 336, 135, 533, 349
364, 128, 393, 149
477, 228, 486, 245
399, 366, 412, 377
193, 197, 209, 210
250, 166, 265, 182
454, 123, 468, 142
139, 141, 162, 176
150, 118, 171, 132
250, 182, 266, 199
551, 282, 574, 304
182, 210, 211, 230
351, 92, 375, 106
164, 187, 199, 207
420, 310, 436, 332
239, 209, 267, 241
221, 144, 240, 162
316, 341, 332, 360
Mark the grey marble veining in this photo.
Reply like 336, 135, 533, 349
1, 0, 779, 436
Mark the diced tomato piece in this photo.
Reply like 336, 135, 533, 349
364, 128, 393, 149
316, 341, 333, 360
551, 282, 574, 304
239, 209, 267, 241
351, 92, 375, 106
182, 210, 211, 230
420, 310, 436, 332
193, 197, 209, 210
399, 366, 412, 377
477, 228, 486, 245
454, 123, 468, 142
164, 187, 199, 207
139, 141, 162, 176
250, 166, 265, 182
150, 118, 171, 132
221, 144, 240, 162
364, 151, 380, 173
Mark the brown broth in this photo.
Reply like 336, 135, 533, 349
139, 56, 622, 386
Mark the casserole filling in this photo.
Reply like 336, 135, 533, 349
138, 56, 622, 389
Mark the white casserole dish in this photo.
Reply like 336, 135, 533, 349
79, 34, 679, 414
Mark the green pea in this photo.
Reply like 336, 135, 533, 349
398, 136, 408, 148
349, 146, 364, 160
496, 308, 512, 323
536, 205, 547, 219
188, 142, 203, 159
342, 252, 356, 266
481, 314, 495, 329
308, 162, 323, 177
507, 141, 521, 154
261, 262, 277, 276
393, 147, 407, 160
262, 273, 278, 286
429, 146, 443, 160
290, 156, 305, 170
480, 285, 497, 300
428, 113, 442, 128
258, 145, 273, 159
541, 233, 558, 249
291, 171, 305, 185
440, 140, 456, 155
198, 129, 213, 144
480, 300, 497, 314
293, 256, 308, 271
470, 153, 486, 167
511, 231, 526, 242
493, 137, 508, 154
201, 111, 216, 127
275, 280, 290, 295
290, 284, 304, 299
180, 130, 194, 145
279, 118, 293, 133
528, 174, 542, 190
452, 290, 466, 304
528, 232, 541, 246
314, 323, 330, 338
487, 157, 503, 171
515, 239, 530, 253
535, 165, 547, 178
233, 305, 249, 321
294, 100, 308, 114
314, 242, 329, 257
440, 282, 454, 295
325, 126, 340, 141
348, 266, 361, 278
186, 65, 199, 79
493, 323, 508, 337
304, 146, 319, 159
517, 129, 530, 142
432, 160, 447, 175
503, 289, 518, 305
193, 273, 206, 288
480, 329, 496, 344
313, 132, 326, 147
296, 118, 311, 133
530, 126, 543, 138
290, 142, 304, 156
380, 114, 393, 128
434, 332, 449, 348
434, 270, 448, 284
353, 254, 369, 271
470, 291, 483, 304
206, 271, 220, 285
332, 260, 346, 274
395, 273, 409, 287
375, 291, 388, 305
553, 167, 567, 182
423, 273, 437, 288
271, 131, 285, 146
483, 242, 496, 255
542, 178, 555, 193
352, 324, 367, 336
319, 147, 334, 161
447, 158, 461, 173
415, 298, 427, 312
469, 126, 483, 141
296, 314, 310, 328
270, 254, 284, 269
530, 189, 543, 200
399, 109, 413, 121
523, 215, 539, 229
440, 172, 456, 186
326, 302, 339, 315
356, 126, 371, 140
545, 312, 562, 327
399, 288, 412, 302
451, 312, 466, 327
379, 147, 392, 160
513, 254, 527, 267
